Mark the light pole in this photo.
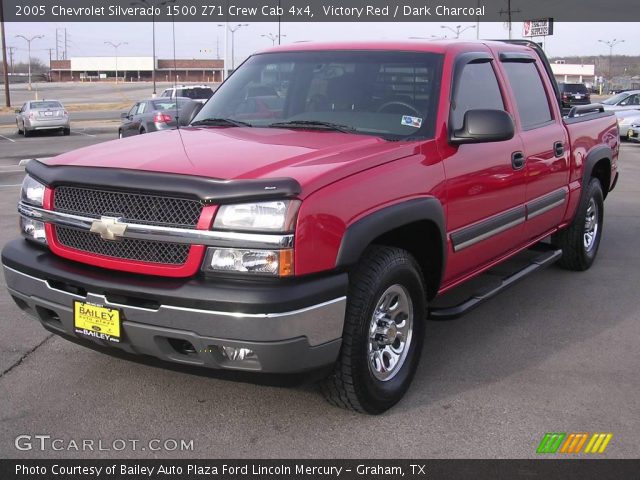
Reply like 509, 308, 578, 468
104, 41, 128, 84
440, 24, 476, 39
131, 0, 175, 97
218, 23, 248, 71
261, 33, 286, 46
15, 34, 43, 91
1, 0, 11, 107
598, 39, 625, 84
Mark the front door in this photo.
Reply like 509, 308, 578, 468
442, 57, 527, 283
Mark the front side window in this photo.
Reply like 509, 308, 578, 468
502, 62, 553, 129
193, 50, 443, 140
451, 62, 504, 131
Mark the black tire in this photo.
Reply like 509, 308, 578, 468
139, 128, 146, 134
118, 130, 123, 139
553, 177, 604, 271
23, 128, 31, 138
17, 122, 23, 135
321, 246, 426, 414
63, 128, 71, 136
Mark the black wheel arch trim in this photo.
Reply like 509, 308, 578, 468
582, 145, 613, 193
335, 197, 447, 289
25, 160, 302, 204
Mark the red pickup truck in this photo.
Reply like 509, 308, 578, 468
2, 40, 619, 414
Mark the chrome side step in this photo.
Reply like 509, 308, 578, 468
429, 244, 563, 320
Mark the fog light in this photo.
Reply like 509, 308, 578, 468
220, 346, 256, 361
20, 217, 47, 244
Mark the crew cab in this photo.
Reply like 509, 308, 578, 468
2, 40, 619, 414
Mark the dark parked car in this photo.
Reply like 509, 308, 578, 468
558, 83, 591, 109
118, 98, 202, 138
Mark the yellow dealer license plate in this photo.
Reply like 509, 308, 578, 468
73, 301, 121, 343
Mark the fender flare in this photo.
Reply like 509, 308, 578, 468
335, 198, 447, 288
582, 145, 612, 192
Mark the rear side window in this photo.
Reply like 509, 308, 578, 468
452, 62, 504, 131
502, 62, 553, 130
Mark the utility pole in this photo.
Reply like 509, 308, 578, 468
499, 0, 521, 40
598, 39, 625, 83
15, 34, 44, 91
0, 0, 10, 107
47, 48, 53, 82
105, 41, 128, 84
8, 45, 15, 74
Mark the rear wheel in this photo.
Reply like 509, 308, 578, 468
63, 128, 71, 136
16, 122, 23, 135
139, 128, 146, 135
23, 128, 31, 138
321, 246, 426, 414
553, 177, 604, 271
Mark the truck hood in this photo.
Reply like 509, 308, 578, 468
46, 127, 420, 197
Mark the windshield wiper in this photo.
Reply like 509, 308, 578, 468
191, 118, 253, 127
268, 120, 356, 133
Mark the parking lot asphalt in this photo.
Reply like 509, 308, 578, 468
0, 141, 638, 459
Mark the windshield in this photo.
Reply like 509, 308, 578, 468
192, 50, 443, 140
602, 92, 630, 105
31, 101, 62, 109
560, 83, 588, 94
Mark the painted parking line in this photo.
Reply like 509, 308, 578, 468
0, 184, 22, 188
74, 130, 97, 137
0, 134, 16, 143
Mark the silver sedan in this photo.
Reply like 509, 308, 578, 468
16, 100, 71, 137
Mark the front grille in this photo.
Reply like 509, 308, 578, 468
54, 186, 203, 229
56, 226, 190, 265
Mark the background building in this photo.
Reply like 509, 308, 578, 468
550, 62, 596, 87
49, 56, 224, 83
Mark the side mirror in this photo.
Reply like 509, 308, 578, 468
120, 112, 129, 120
450, 109, 515, 145
15, 109, 21, 114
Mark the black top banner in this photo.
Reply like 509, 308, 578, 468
3, 0, 640, 22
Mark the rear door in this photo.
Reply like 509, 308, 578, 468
442, 53, 527, 282
498, 53, 570, 240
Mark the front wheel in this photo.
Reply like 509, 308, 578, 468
553, 178, 604, 271
321, 246, 426, 414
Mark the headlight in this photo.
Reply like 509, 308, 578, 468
213, 200, 299, 232
20, 175, 45, 207
203, 247, 293, 277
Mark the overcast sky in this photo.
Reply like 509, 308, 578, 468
5, 21, 639, 65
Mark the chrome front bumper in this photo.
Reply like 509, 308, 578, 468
2, 256, 346, 373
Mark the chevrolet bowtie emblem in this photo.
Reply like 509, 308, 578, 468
90, 216, 127, 241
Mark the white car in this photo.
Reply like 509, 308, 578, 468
160, 85, 214, 104
601, 90, 640, 111
615, 109, 640, 138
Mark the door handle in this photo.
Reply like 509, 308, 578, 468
511, 151, 525, 170
554, 141, 565, 157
